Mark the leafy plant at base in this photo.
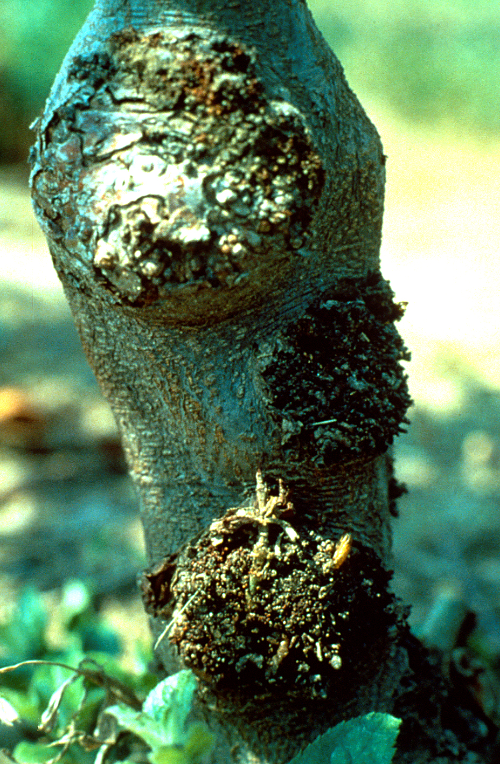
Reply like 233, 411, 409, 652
0, 584, 156, 763
106, 670, 214, 764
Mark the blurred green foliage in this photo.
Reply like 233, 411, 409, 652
0, 0, 92, 162
0, 583, 156, 762
0, 0, 498, 162
313, 0, 500, 134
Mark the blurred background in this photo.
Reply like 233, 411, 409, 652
0, 0, 499, 742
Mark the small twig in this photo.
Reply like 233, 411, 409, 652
0, 658, 142, 710
0, 659, 82, 675
154, 588, 201, 650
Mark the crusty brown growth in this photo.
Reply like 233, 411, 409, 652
31, 30, 324, 317
258, 272, 412, 464
142, 474, 403, 712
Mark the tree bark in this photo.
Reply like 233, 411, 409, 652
29, 1, 497, 762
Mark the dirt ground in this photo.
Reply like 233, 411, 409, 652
0, 110, 499, 715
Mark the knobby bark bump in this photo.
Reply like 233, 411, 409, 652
29, 1, 496, 762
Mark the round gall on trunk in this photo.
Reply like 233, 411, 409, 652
31, 30, 325, 324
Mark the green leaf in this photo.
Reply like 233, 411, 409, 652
107, 703, 166, 750
151, 747, 192, 764
60, 580, 121, 656
0, 685, 45, 725
150, 724, 221, 764
60, 580, 92, 623
108, 670, 198, 748
12, 741, 55, 763
30, 662, 87, 729
107, 672, 187, 749
108, 671, 214, 763
183, 722, 216, 764
288, 712, 401, 764
143, 670, 198, 744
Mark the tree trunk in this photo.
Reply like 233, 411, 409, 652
29, 1, 497, 762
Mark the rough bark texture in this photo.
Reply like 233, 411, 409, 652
29, 1, 497, 762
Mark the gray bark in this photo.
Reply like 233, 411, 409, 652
29, 1, 496, 762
